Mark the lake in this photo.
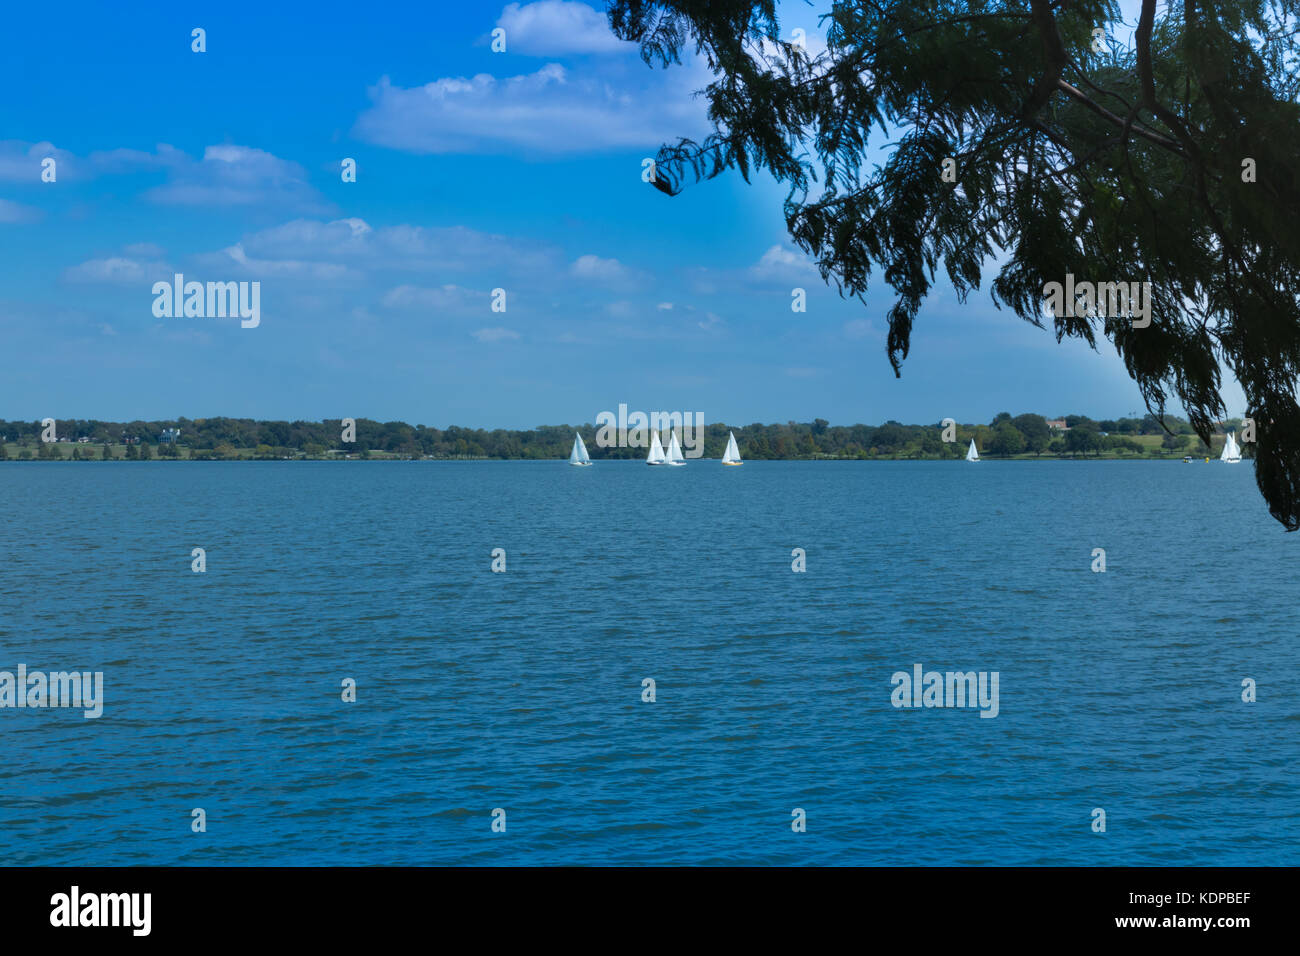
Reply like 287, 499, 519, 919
0, 459, 1293, 865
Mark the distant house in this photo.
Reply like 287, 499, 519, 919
160, 428, 181, 444
1046, 419, 1069, 431
76, 437, 91, 443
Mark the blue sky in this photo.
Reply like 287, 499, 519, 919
0, 0, 1245, 427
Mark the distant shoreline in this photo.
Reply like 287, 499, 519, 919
0, 450, 1247, 463
0, 413, 1246, 463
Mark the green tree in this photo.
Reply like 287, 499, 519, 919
139, 442, 152, 460
1066, 426, 1101, 456
1011, 413, 1051, 455
989, 422, 1026, 457
102, 444, 113, 460
611, 1, 1300, 527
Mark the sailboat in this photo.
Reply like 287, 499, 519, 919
646, 431, 668, 465
965, 439, 979, 462
568, 432, 592, 466
721, 431, 742, 466
1220, 431, 1242, 463
664, 431, 686, 466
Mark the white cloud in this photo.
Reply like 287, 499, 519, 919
353, 60, 708, 155
749, 244, 819, 282
63, 248, 174, 285
207, 242, 355, 280
473, 327, 521, 342
144, 145, 329, 213
0, 141, 79, 182
219, 217, 556, 277
0, 142, 322, 215
382, 284, 480, 310
496, 1, 636, 55
64, 257, 154, 284
656, 301, 674, 310
571, 253, 630, 282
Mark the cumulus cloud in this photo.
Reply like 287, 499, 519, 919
749, 244, 819, 283
144, 145, 329, 213
64, 256, 166, 285
353, 60, 708, 155
570, 253, 631, 282
0, 141, 80, 182
0, 140, 330, 213
63, 244, 174, 285
495, 1, 636, 55
204, 242, 355, 280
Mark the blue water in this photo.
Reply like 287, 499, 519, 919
0, 460, 1294, 865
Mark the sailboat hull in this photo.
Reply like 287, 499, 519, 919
569, 461, 592, 466
722, 461, 742, 466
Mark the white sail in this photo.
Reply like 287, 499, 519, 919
1221, 431, 1241, 462
966, 439, 979, 462
646, 431, 667, 464
569, 432, 591, 465
722, 431, 742, 465
666, 431, 685, 464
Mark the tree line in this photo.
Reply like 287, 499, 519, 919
0, 413, 1248, 460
